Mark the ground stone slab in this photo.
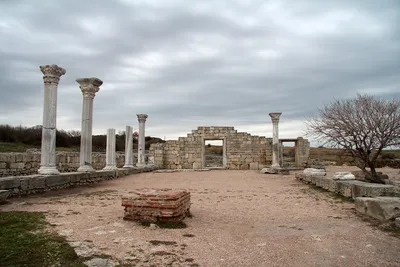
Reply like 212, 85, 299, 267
355, 197, 400, 221
84, 258, 118, 267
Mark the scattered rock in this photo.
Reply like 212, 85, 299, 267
333, 172, 355, 180
149, 223, 159, 230
59, 229, 73, 237
260, 167, 289, 175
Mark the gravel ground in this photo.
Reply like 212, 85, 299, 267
2, 168, 400, 267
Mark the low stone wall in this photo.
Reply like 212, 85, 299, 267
295, 173, 400, 199
0, 152, 143, 177
0, 166, 157, 197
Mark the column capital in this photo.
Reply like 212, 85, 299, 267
137, 114, 148, 123
269, 112, 282, 123
40, 64, 66, 84
76, 77, 103, 98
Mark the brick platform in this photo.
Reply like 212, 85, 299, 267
121, 189, 191, 223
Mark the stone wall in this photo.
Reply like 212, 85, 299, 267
0, 167, 156, 197
150, 126, 307, 170
0, 152, 140, 177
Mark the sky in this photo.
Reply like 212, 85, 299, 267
0, 0, 399, 144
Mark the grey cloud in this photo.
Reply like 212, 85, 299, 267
0, 0, 399, 141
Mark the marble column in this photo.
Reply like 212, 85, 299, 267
38, 65, 66, 175
103, 128, 118, 170
269, 112, 282, 168
136, 114, 148, 167
77, 78, 102, 172
123, 126, 134, 168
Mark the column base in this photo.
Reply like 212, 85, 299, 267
123, 164, 135, 169
38, 166, 60, 175
77, 165, 95, 172
102, 166, 118, 171
136, 163, 147, 168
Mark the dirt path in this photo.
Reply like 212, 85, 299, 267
2, 170, 400, 266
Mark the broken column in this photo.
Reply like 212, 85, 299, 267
38, 64, 66, 175
123, 126, 134, 168
77, 78, 102, 172
136, 114, 148, 167
269, 112, 282, 168
103, 128, 118, 170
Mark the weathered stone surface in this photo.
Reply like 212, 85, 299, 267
333, 172, 355, 180
395, 217, 400, 228
249, 162, 259, 170
304, 168, 326, 176
0, 167, 157, 197
351, 182, 396, 198
260, 167, 289, 175
0, 190, 10, 201
148, 126, 309, 170
355, 197, 400, 221
122, 189, 191, 223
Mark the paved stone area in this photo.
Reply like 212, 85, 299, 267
2, 170, 400, 266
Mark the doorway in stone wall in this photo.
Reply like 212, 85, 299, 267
203, 139, 226, 168
280, 139, 298, 169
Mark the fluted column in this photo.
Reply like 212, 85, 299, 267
136, 114, 148, 167
269, 112, 282, 168
103, 128, 117, 170
77, 78, 102, 172
123, 126, 134, 168
38, 64, 66, 175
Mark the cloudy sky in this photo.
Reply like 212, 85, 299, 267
0, 0, 399, 144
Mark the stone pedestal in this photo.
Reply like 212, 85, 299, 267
103, 128, 118, 170
38, 65, 66, 175
76, 78, 102, 172
269, 112, 282, 168
123, 126, 134, 168
136, 114, 148, 167
121, 189, 191, 223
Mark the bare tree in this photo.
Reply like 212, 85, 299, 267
306, 94, 400, 183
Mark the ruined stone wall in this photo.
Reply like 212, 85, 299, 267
296, 137, 310, 168
0, 152, 135, 177
149, 126, 273, 170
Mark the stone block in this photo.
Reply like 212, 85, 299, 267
250, 162, 259, 171
9, 162, 25, 169
335, 181, 354, 198
333, 172, 356, 180
351, 182, 396, 198
355, 197, 400, 221
395, 217, 400, 228
45, 175, 71, 187
0, 177, 21, 189
0, 190, 10, 201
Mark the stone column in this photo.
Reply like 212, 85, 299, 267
136, 114, 148, 167
103, 128, 118, 170
269, 112, 282, 168
123, 126, 134, 168
38, 65, 66, 175
77, 78, 102, 172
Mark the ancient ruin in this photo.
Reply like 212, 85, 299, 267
149, 126, 309, 170
121, 189, 191, 223
38, 64, 66, 175
77, 77, 103, 172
